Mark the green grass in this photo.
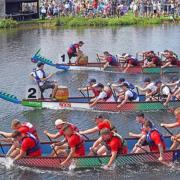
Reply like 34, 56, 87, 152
0, 19, 18, 28
0, 14, 180, 29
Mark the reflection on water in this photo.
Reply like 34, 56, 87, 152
0, 24, 180, 179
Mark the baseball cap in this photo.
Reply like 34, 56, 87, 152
144, 78, 151, 83
155, 80, 162, 86
55, 119, 65, 126
120, 82, 129, 88
88, 79, 96, 84
37, 62, 44, 67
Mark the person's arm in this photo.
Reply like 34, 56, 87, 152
163, 93, 172, 106
158, 143, 164, 161
129, 132, 143, 138
80, 127, 99, 135
60, 147, 75, 166
0, 138, 13, 143
14, 150, 26, 160
123, 63, 131, 73
104, 151, 117, 169
92, 137, 103, 149
78, 86, 92, 91
117, 94, 128, 108
136, 85, 149, 92
44, 131, 61, 139
161, 122, 180, 128
0, 131, 12, 138
165, 82, 178, 87
103, 62, 109, 69
90, 92, 105, 107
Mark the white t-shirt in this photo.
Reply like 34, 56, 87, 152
31, 68, 45, 86
125, 90, 139, 102
96, 91, 115, 102
161, 86, 170, 96
146, 82, 157, 93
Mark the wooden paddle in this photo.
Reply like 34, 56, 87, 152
162, 126, 180, 143
79, 89, 86, 98
96, 54, 102, 70
46, 135, 61, 162
107, 83, 118, 103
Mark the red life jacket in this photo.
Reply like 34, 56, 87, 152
169, 56, 177, 65
104, 133, 128, 155
91, 87, 100, 97
152, 56, 161, 66
22, 122, 38, 139
66, 133, 85, 157
103, 89, 113, 101
68, 44, 79, 54
127, 57, 138, 66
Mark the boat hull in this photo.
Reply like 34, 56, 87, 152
0, 137, 179, 170
61, 62, 180, 74
21, 97, 180, 112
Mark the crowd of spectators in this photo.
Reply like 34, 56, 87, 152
39, 0, 180, 19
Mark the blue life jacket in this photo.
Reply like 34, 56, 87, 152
109, 55, 118, 66
124, 81, 135, 90
128, 90, 138, 101
22, 133, 41, 155
146, 128, 164, 146
34, 69, 46, 83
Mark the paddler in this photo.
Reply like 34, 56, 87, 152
143, 51, 161, 68
129, 113, 153, 153
136, 78, 157, 101
161, 107, 180, 150
121, 53, 139, 73
90, 128, 128, 170
78, 78, 100, 97
117, 83, 139, 110
90, 83, 115, 107
10, 131, 41, 160
44, 119, 79, 157
67, 41, 84, 63
112, 78, 135, 90
161, 50, 178, 68
80, 114, 116, 135
0, 119, 39, 140
153, 80, 172, 106
30, 62, 58, 99
59, 124, 85, 167
137, 120, 166, 161
165, 77, 180, 100
98, 51, 118, 69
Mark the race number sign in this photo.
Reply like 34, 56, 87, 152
26, 85, 40, 99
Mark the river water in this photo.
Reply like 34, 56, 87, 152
0, 24, 180, 179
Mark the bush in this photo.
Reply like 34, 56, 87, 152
0, 19, 18, 28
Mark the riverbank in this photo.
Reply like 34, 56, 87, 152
1, 14, 180, 29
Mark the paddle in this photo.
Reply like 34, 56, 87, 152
46, 135, 61, 162
162, 126, 180, 143
96, 54, 102, 70
79, 89, 86, 98
107, 83, 118, 103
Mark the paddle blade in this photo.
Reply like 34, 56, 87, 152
55, 64, 70, 71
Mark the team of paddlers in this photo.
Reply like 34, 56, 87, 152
66, 41, 179, 72
0, 108, 179, 170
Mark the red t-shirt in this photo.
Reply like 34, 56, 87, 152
21, 137, 41, 157
67, 134, 85, 157
106, 136, 127, 155
149, 131, 166, 152
58, 124, 79, 138
97, 121, 111, 130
